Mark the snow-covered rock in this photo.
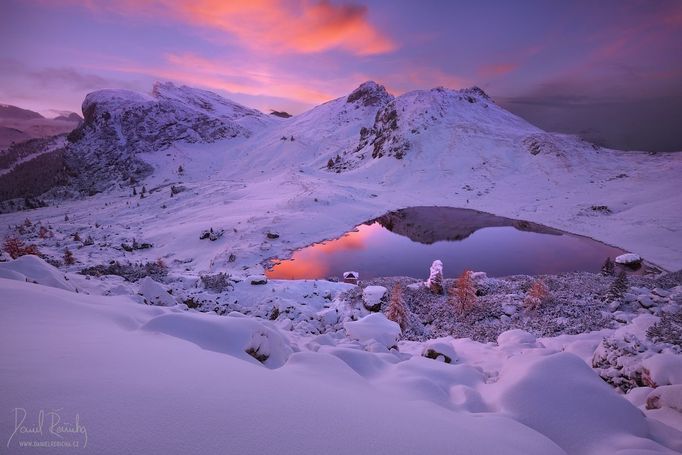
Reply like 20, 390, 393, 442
317, 307, 340, 326
422, 341, 457, 364
361, 285, 387, 311
642, 354, 682, 387
646, 385, 682, 412
615, 253, 642, 265
344, 313, 401, 348
248, 274, 268, 285
638, 295, 655, 309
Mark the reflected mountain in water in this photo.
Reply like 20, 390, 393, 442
373, 207, 561, 244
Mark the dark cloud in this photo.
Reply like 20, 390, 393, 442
0, 59, 145, 113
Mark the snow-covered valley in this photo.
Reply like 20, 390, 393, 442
1, 81, 681, 454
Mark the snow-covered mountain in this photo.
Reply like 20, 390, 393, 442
0, 80, 680, 270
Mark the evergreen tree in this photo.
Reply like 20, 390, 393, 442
607, 271, 629, 302
601, 257, 615, 276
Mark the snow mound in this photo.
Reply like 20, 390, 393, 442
489, 352, 657, 454
138, 276, 176, 306
344, 313, 401, 348
0, 255, 75, 291
141, 311, 293, 368
497, 329, 540, 349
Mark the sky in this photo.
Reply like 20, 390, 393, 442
1, 0, 681, 151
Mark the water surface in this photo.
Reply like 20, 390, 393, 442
266, 207, 627, 279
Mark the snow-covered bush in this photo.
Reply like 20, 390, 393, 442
647, 309, 682, 350
592, 334, 653, 392
80, 260, 168, 282
426, 259, 444, 294
200, 272, 233, 293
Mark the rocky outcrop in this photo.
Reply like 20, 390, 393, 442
59, 83, 272, 195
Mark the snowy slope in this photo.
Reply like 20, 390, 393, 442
1, 80, 680, 271
2, 277, 681, 454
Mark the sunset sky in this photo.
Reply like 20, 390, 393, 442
1, 0, 681, 150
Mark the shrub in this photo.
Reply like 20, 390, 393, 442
524, 279, 550, 311
200, 272, 233, 293
38, 226, 52, 239
451, 270, 477, 315
63, 248, 75, 265
3, 236, 41, 259
183, 297, 200, 309
80, 260, 168, 282
385, 283, 408, 329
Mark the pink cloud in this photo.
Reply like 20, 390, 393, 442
478, 62, 518, 78
51, 0, 396, 56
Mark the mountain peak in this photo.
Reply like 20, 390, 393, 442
461, 86, 490, 100
346, 81, 392, 107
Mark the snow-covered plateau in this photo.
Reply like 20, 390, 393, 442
1, 81, 681, 454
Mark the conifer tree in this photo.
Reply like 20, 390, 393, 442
386, 283, 408, 329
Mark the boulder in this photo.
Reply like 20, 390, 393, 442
422, 342, 457, 364
248, 275, 268, 285
615, 253, 642, 265
637, 295, 655, 309
362, 285, 388, 311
